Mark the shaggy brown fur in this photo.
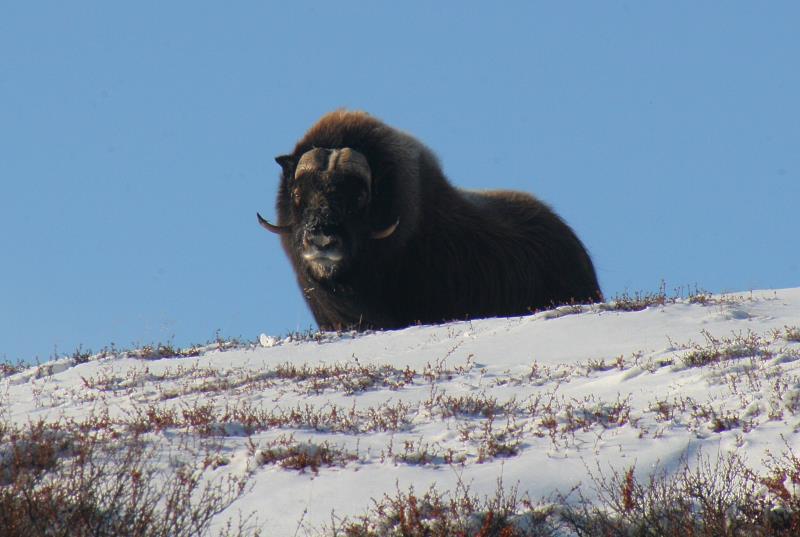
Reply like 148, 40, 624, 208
260, 110, 601, 330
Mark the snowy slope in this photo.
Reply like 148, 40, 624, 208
3, 288, 800, 535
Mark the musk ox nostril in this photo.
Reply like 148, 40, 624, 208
313, 234, 335, 248
304, 230, 338, 250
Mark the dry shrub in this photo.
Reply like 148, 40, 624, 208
0, 422, 257, 537
326, 449, 800, 537
329, 479, 555, 537
563, 451, 800, 537
252, 434, 359, 474
784, 326, 800, 343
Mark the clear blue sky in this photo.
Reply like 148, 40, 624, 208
2, 2, 798, 364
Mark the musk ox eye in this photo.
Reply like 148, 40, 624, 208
356, 189, 368, 208
292, 188, 302, 207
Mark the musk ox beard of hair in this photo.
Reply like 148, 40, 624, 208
259, 110, 602, 330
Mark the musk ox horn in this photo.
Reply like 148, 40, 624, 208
257, 212, 291, 234
370, 218, 400, 240
295, 147, 372, 186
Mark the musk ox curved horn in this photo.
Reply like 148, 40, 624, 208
370, 218, 399, 240
295, 147, 371, 186
257, 212, 291, 234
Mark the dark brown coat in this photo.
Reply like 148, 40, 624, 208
259, 110, 601, 330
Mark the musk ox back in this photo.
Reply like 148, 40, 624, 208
258, 110, 601, 330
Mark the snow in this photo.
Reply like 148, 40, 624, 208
3, 288, 800, 535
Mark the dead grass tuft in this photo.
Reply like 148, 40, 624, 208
681, 330, 773, 368
251, 434, 359, 474
784, 326, 800, 343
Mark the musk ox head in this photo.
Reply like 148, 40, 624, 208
258, 147, 399, 281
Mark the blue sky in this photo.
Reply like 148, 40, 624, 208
1, 2, 798, 364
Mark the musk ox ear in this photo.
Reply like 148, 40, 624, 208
274, 154, 296, 179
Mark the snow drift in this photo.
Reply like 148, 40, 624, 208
3, 288, 800, 535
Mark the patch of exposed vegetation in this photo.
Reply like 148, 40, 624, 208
681, 330, 771, 368
250, 434, 359, 474
784, 326, 800, 343
0, 359, 23, 378
564, 450, 800, 537
0, 420, 257, 537
327, 450, 800, 537
327, 478, 552, 537
121, 399, 415, 437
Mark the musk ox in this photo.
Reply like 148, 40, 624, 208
258, 110, 601, 330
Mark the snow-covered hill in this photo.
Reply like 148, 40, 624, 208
3, 288, 800, 535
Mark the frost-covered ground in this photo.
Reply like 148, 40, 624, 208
3, 288, 800, 535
